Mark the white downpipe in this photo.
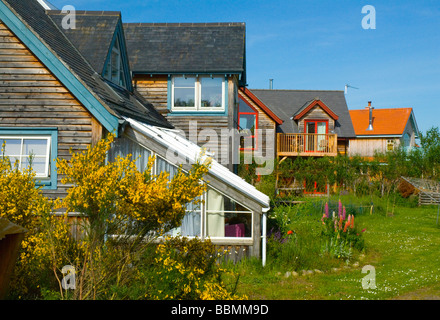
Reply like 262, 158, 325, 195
261, 211, 267, 267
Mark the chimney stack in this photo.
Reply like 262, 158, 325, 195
269, 79, 273, 90
366, 101, 374, 131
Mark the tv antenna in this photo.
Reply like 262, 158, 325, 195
345, 84, 359, 94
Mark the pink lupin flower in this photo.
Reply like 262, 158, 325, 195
338, 199, 342, 218
325, 202, 329, 218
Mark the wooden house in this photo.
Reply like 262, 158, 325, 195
244, 89, 356, 194
0, 0, 270, 261
246, 89, 356, 159
123, 22, 247, 170
348, 103, 420, 157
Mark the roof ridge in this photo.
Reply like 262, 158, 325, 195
123, 22, 245, 27
48, 10, 121, 16
250, 89, 344, 93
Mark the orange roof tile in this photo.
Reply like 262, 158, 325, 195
349, 108, 412, 136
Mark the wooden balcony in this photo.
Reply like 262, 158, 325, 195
277, 133, 338, 157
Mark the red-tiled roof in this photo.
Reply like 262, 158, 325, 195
349, 108, 413, 136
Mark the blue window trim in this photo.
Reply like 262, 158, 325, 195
102, 19, 133, 92
167, 74, 229, 117
0, 128, 58, 190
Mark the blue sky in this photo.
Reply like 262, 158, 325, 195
47, 0, 440, 134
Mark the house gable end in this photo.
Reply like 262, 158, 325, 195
293, 99, 339, 121
0, 1, 120, 135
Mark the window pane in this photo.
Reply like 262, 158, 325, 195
239, 99, 255, 113
173, 77, 196, 107
239, 114, 256, 133
23, 139, 48, 156
157, 157, 178, 180
23, 156, 47, 176
174, 77, 195, 88
200, 77, 223, 108
174, 88, 195, 107
206, 188, 252, 238
1, 139, 21, 155
181, 211, 201, 237
111, 50, 119, 82
108, 136, 151, 173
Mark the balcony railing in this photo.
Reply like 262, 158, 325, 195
277, 133, 338, 157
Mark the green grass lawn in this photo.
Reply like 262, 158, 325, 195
233, 199, 440, 300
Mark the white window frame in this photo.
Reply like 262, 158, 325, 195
0, 135, 51, 178
171, 75, 226, 112
204, 185, 253, 240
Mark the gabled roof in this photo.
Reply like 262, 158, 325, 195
238, 88, 283, 125
293, 99, 339, 121
248, 89, 356, 138
47, 10, 121, 75
349, 107, 419, 137
1, 0, 172, 130
123, 22, 246, 83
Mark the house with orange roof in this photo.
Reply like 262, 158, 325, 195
348, 102, 420, 157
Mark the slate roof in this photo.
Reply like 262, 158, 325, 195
123, 22, 246, 80
47, 10, 121, 74
248, 89, 356, 138
2, 0, 172, 129
349, 107, 419, 137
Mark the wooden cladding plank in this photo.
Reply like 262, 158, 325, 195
0, 67, 51, 75
0, 99, 83, 106
0, 42, 26, 49
0, 74, 57, 81
0, 105, 87, 112
0, 118, 92, 125
0, 111, 92, 118
0, 86, 69, 93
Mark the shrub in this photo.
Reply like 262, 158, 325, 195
137, 237, 246, 300
320, 200, 366, 260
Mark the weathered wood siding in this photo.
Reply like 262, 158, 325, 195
239, 91, 277, 160
297, 106, 335, 133
0, 21, 103, 199
348, 138, 400, 157
133, 74, 168, 115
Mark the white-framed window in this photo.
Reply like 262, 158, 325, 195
171, 75, 225, 111
205, 187, 252, 239
0, 136, 51, 178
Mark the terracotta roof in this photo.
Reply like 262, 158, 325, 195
349, 107, 413, 136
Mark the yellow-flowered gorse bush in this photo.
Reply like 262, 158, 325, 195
138, 236, 247, 300
0, 143, 73, 299
52, 133, 216, 299
2, 133, 243, 300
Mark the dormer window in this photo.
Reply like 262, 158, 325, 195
104, 37, 126, 88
